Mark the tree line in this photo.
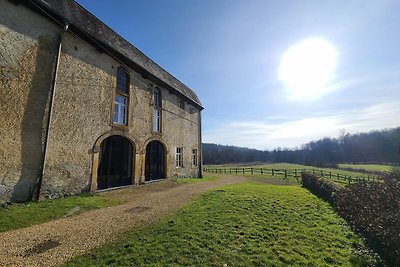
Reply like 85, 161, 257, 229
203, 127, 400, 166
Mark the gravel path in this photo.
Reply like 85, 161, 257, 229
0, 175, 250, 267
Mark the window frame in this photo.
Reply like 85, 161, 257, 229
152, 88, 162, 133
192, 149, 198, 166
176, 147, 183, 168
113, 95, 127, 125
113, 67, 130, 126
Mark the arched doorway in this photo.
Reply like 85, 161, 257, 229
97, 135, 134, 190
145, 140, 165, 181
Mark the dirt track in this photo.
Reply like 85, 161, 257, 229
0, 175, 256, 267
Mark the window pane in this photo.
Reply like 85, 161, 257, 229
114, 95, 127, 124
153, 88, 161, 107
153, 109, 160, 132
117, 67, 129, 93
176, 147, 183, 167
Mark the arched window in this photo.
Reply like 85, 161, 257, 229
152, 88, 162, 132
114, 67, 129, 125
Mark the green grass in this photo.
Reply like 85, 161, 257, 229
172, 175, 218, 184
338, 163, 393, 172
65, 183, 376, 266
0, 194, 122, 232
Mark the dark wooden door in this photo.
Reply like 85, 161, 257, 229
97, 136, 133, 190
145, 141, 165, 181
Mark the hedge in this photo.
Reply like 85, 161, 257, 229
301, 172, 400, 266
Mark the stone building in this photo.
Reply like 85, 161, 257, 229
0, 0, 203, 204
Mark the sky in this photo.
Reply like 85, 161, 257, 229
76, 0, 400, 150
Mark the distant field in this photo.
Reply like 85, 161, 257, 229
338, 163, 393, 172
205, 163, 368, 178
65, 183, 375, 266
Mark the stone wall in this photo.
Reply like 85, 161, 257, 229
0, 1, 201, 204
0, 1, 60, 203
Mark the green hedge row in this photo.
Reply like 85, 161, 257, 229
301, 172, 400, 266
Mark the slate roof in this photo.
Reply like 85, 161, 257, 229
27, 0, 203, 108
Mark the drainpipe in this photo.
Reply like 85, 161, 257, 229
35, 24, 69, 200
198, 110, 203, 178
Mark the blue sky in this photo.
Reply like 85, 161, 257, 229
76, 0, 400, 150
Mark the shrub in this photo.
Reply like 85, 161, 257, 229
301, 172, 339, 204
335, 172, 400, 266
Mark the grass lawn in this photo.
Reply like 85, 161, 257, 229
65, 183, 376, 266
172, 175, 218, 184
338, 163, 394, 172
0, 194, 122, 232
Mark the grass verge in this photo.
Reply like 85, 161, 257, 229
0, 194, 122, 232
65, 183, 376, 266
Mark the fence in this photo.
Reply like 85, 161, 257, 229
203, 167, 380, 184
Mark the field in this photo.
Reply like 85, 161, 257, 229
0, 194, 121, 232
338, 163, 394, 172
65, 182, 375, 266
205, 163, 368, 177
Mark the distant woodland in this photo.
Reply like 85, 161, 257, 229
203, 127, 400, 166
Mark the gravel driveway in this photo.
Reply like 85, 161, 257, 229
0, 175, 250, 267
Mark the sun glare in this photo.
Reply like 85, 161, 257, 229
279, 38, 338, 100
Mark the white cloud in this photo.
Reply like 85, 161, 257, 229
203, 101, 400, 150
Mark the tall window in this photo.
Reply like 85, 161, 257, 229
153, 88, 161, 132
192, 149, 198, 166
113, 67, 129, 125
176, 147, 183, 167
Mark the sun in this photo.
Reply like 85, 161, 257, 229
279, 38, 338, 100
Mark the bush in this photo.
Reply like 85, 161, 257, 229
301, 172, 339, 204
335, 172, 400, 266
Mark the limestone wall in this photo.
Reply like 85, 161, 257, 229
0, 1, 201, 203
0, 1, 60, 202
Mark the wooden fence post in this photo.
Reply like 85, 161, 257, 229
272, 169, 274, 176
329, 172, 332, 179
251, 168, 253, 174
284, 170, 287, 180
243, 168, 245, 174
261, 168, 263, 174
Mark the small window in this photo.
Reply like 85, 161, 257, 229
192, 149, 198, 166
116, 67, 129, 93
178, 99, 185, 109
114, 95, 127, 124
153, 109, 161, 132
176, 147, 183, 167
113, 67, 129, 125
152, 88, 162, 132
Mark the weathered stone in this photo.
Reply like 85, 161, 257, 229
0, 0, 202, 203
